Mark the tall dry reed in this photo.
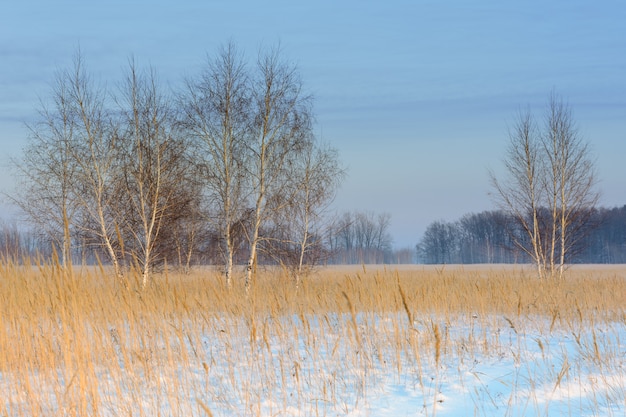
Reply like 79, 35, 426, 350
0, 259, 623, 416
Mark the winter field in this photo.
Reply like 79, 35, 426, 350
0, 262, 624, 416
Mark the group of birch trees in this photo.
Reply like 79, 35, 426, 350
14, 44, 343, 290
490, 92, 599, 279
417, 93, 600, 273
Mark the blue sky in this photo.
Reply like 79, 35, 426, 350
1, 1, 625, 247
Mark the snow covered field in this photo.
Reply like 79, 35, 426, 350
119, 315, 625, 416
1, 265, 624, 416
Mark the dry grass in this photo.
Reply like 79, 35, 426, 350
0, 260, 624, 416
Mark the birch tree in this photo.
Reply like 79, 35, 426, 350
13, 51, 124, 277
288, 141, 343, 284
541, 93, 599, 279
116, 61, 185, 287
67, 54, 125, 280
14, 52, 124, 277
245, 47, 313, 292
269, 140, 344, 285
490, 109, 547, 278
14, 70, 79, 268
179, 43, 250, 287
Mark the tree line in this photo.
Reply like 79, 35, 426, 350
417, 205, 626, 264
11, 44, 347, 289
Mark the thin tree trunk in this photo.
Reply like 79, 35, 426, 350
245, 212, 262, 294
296, 229, 307, 288
225, 222, 234, 289
100, 210, 123, 281
559, 190, 567, 280
62, 202, 72, 271
531, 208, 545, 280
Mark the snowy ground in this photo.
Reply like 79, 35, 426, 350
194, 314, 626, 416
3, 312, 625, 416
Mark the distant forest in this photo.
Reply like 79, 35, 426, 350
2, 205, 624, 266
417, 205, 626, 264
